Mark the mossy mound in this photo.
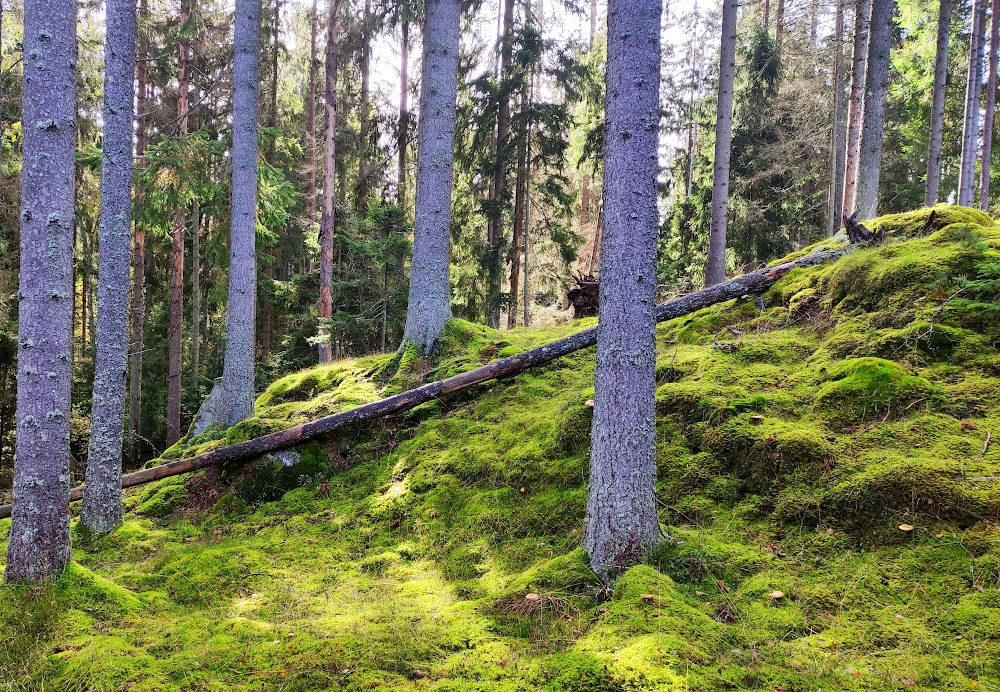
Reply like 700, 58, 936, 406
2, 206, 999, 689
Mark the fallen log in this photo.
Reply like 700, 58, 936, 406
0, 244, 856, 521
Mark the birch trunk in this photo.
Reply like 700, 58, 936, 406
853, 0, 896, 219
926, 0, 954, 205
960, 0, 986, 207
843, 0, 872, 218
318, 0, 340, 364
704, 0, 738, 287
219, 0, 261, 427
6, 0, 77, 581
584, 0, 662, 579
80, 0, 137, 535
400, 0, 460, 352
980, 0, 999, 210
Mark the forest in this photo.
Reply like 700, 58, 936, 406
2, 0, 1000, 689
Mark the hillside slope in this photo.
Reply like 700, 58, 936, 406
2, 205, 1000, 691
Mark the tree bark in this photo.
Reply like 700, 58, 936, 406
487, 0, 515, 328
775, 0, 786, 50
509, 90, 528, 329
191, 201, 201, 389
0, 241, 860, 524
960, 0, 986, 207
80, 0, 137, 535
318, 0, 340, 364
843, 0, 872, 219
219, 0, 261, 427
829, 0, 848, 236
853, 0, 896, 219
398, 18, 409, 209
307, 0, 318, 246
704, 0, 738, 287
584, 0, 664, 579
926, 0, 954, 205
6, 0, 77, 581
356, 0, 372, 211
400, 0, 460, 353
980, 0, 999, 210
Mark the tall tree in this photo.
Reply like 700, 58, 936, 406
960, 0, 986, 207
166, 0, 193, 446
318, 0, 340, 363
219, 0, 261, 426
400, 0, 461, 352
5, 0, 77, 581
80, 0, 137, 534
307, 0, 319, 237
397, 11, 409, 209
356, 0, 373, 210
980, 0, 999, 209
829, 0, 848, 235
584, 0, 662, 578
843, 0, 872, 218
704, 0, 738, 286
853, 0, 896, 219
926, 0, 954, 205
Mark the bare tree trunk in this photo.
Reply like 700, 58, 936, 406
926, 0, 954, 205
843, 0, 872, 218
854, 0, 896, 219
266, 0, 280, 163
191, 201, 201, 388
585, 0, 663, 580
400, 0, 461, 352
356, 0, 372, 210
980, 0, 999, 210
81, 220, 90, 357
219, 0, 261, 427
508, 91, 528, 329
764, 0, 771, 28
704, 0, 738, 287
590, 0, 597, 47
318, 0, 340, 364
829, 0, 848, 235
167, 0, 192, 447
398, 16, 409, 209
307, 0, 318, 246
6, 0, 76, 581
776, 0, 786, 49
960, 0, 986, 207
81, 0, 137, 535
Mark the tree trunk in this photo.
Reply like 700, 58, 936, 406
704, 0, 738, 287
853, 0, 896, 219
775, 0, 786, 49
508, 91, 528, 329
400, 0, 461, 353
167, 0, 192, 447
980, 0, 999, 210
0, 244, 859, 523
926, 0, 954, 205
318, 0, 340, 364
219, 0, 261, 428
584, 0, 663, 580
960, 0, 986, 207
266, 0, 280, 163
307, 0, 318, 249
487, 0, 515, 328
5, 0, 77, 581
589, 0, 597, 48
843, 0, 872, 219
191, 201, 201, 389
356, 0, 372, 211
829, 0, 848, 235
398, 17, 409, 209
80, 0, 137, 535
81, 217, 90, 358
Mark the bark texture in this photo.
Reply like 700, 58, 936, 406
400, 0, 460, 353
219, 0, 261, 427
398, 18, 409, 209
6, 0, 77, 581
926, 0, 954, 205
843, 0, 872, 218
307, 0, 318, 236
980, 0, 999, 210
0, 244, 858, 523
583, 0, 663, 579
829, 0, 848, 236
854, 0, 895, 219
704, 0, 738, 286
960, 0, 987, 207
80, 0, 137, 535
318, 0, 340, 363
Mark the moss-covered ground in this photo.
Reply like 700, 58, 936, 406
1, 204, 999, 690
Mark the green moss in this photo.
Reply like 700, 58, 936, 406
814, 357, 940, 425
129, 477, 188, 518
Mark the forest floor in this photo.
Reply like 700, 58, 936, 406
2, 205, 1000, 691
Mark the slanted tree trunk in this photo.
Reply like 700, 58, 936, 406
167, 0, 192, 446
829, 0, 848, 235
960, 0, 986, 207
980, 0, 999, 210
80, 0, 137, 535
318, 0, 340, 364
6, 0, 77, 582
853, 0, 896, 219
704, 0, 738, 287
843, 0, 872, 218
926, 0, 954, 205
584, 0, 663, 580
400, 0, 461, 353
219, 0, 261, 427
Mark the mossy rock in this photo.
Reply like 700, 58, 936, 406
129, 478, 188, 518
814, 357, 940, 426
869, 204, 994, 237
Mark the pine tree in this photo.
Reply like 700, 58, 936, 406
318, 0, 340, 363
854, 0, 896, 218
980, 0, 999, 209
843, 0, 872, 218
959, 0, 986, 207
926, 0, 954, 205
